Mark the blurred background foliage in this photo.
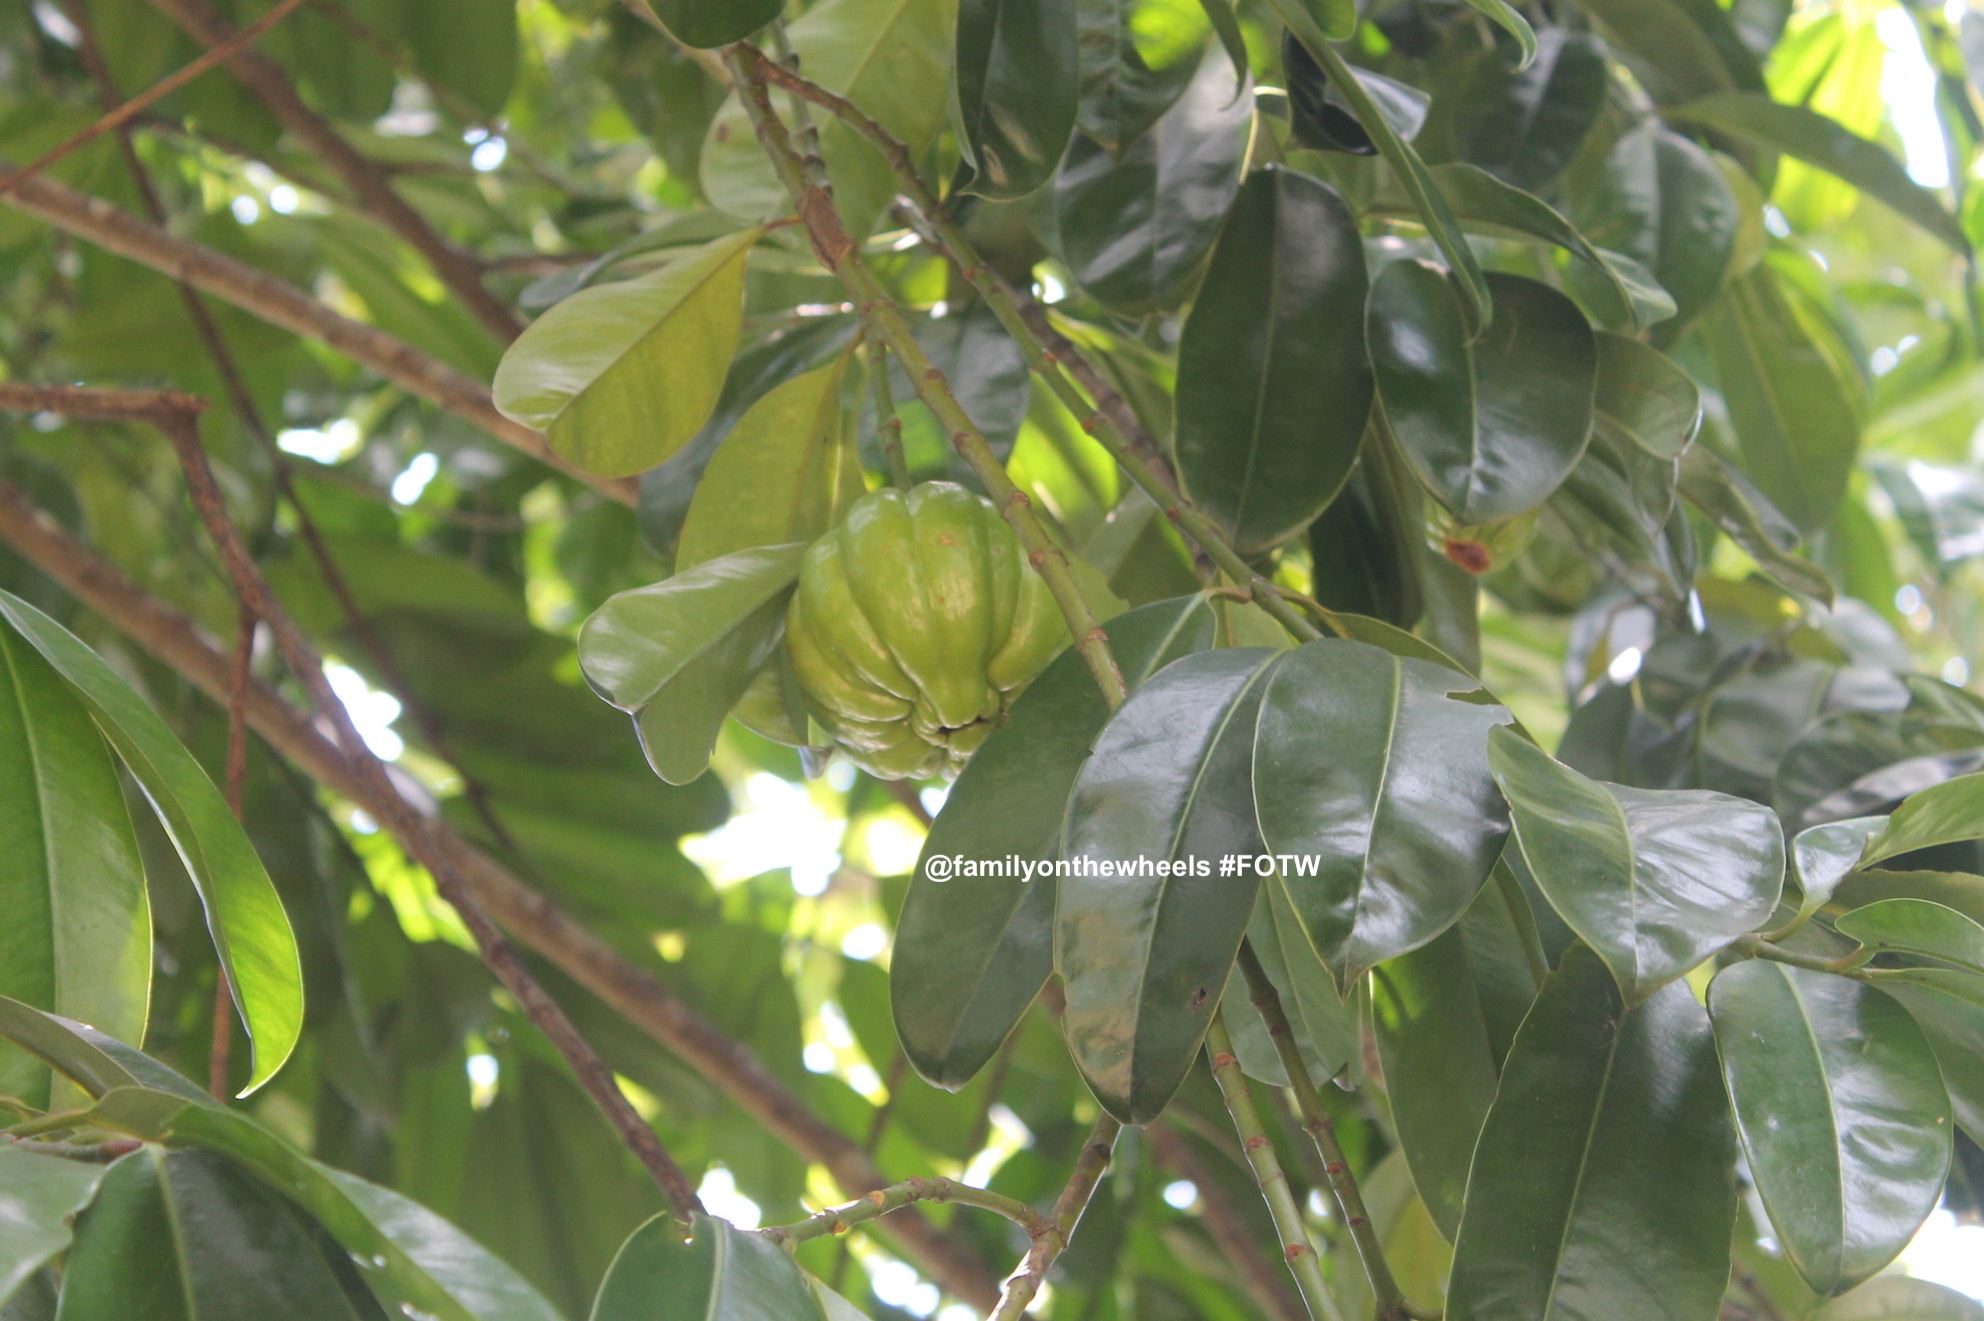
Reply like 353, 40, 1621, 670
5, 0, 1984, 1315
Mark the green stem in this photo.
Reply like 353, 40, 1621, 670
726, 47, 1129, 711
761, 1175, 1050, 1249
744, 47, 1331, 649
1734, 936, 1873, 978
1236, 942, 1422, 1321
1205, 1014, 1345, 1321
994, 1114, 1120, 1321
867, 336, 911, 490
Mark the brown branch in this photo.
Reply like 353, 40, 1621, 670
0, 0, 307, 201
0, 471, 1003, 1309
994, 1116, 1119, 1321
0, 166, 635, 505
142, 0, 522, 344
1147, 1122, 1311, 1321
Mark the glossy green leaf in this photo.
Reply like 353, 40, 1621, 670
1884, 980, 1984, 1143
699, 0, 958, 240
1861, 771, 1984, 866
646, 0, 781, 48
492, 229, 758, 479
0, 997, 212, 1107
1306, 434, 1426, 629
1710, 963, 1949, 1294
1571, 124, 1737, 341
1571, 0, 1737, 102
1371, 879, 1542, 1241
1369, 266, 1597, 525
675, 355, 860, 572
1488, 726, 1785, 1002
1670, 93, 1969, 252
1174, 167, 1372, 555
0, 593, 301, 1096
1053, 46, 1253, 317
0, 627, 147, 1112
58, 1146, 383, 1321
1254, 639, 1513, 988
1813, 1277, 1984, 1321
1269, 0, 1493, 335
1256, 877, 1360, 1083
1283, 32, 1431, 155
1450, 32, 1604, 191
1592, 333, 1701, 459
578, 545, 806, 785
1676, 443, 1835, 603
1837, 899, 1984, 975
1446, 944, 1736, 1321
1075, 0, 1203, 157
0, 1148, 107, 1307
591, 1212, 823, 1321
893, 594, 1217, 1089
1405, 163, 1675, 332
1058, 647, 1284, 1123
1788, 817, 1888, 929
1704, 267, 1862, 534
956, 0, 1078, 199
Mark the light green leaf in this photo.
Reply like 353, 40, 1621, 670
0, 627, 148, 1113
1669, 93, 1969, 252
578, 544, 807, 785
1861, 771, 1984, 866
1813, 1277, 1984, 1321
0, 996, 211, 1106
0, 593, 301, 1096
1788, 817, 1887, 930
676, 355, 861, 573
492, 229, 759, 479
1592, 333, 1700, 459
1676, 443, 1834, 602
1254, 639, 1512, 989
1457, 0, 1537, 68
1488, 726, 1785, 1002
1446, 944, 1737, 1321
1837, 899, 1984, 975
1708, 962, 1950, 1295
0, 1147, 108, 1307
590, 1212, 824, 1321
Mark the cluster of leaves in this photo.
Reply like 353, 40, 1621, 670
6, 0, 1984, 1318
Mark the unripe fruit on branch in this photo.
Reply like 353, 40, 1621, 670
786, 482, 1069, 780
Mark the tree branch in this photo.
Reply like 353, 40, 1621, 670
0, 472, 1003, 1308
142, 0, 523, 344
993, 1115, 1119, 1321
762, 1176, 1051, 1248
0, 165, 635, 505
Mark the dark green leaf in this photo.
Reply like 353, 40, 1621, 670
1449, 32, 1606, 192
1489, 726, 1785, 1002
1284, 32, 1431, 155
1254, 639, 1513, 988
898, 302, 1031, 469
1306, 434, 1425, 629
1446, 945, 1736, 1321
1058, 648, 1284, 1123
1704, 267, 1862, 534
1053, 47, 1252, 317
956, 0, 1079, 199
0, 593, 301, 1095
1076, 0, 1203, 157
406, 0, 517, 115
646, 0, 782, 48
0, 996, 211, 1106
1369, 266, 1597, 524
1571, 125, 1737, 341
1197, 0, 1249, 87
0, 626, 147, 1112
578, 545, 806, 785
1174, 167, 1372, 555
0, 1147, 108, 1306
1709, 962, 1950, 1294
492, 229, 758, 479
1837, 899, 1984, 975
1592, 333, 1701, 459
1670, 94, 1970, 252
591, 1212, 824, 1321
1676, 443, 1835, 602
893, 595, 1217, 1089
1884, 981, 1984, 1144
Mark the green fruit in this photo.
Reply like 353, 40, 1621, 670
786, 482, 1070, 780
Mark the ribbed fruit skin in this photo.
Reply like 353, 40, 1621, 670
786, 482, 1069, 779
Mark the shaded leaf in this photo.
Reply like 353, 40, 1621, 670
1446, 945, 1736, 1321
1450, 32, 1606, 192
1058, 648, 1284, 1123
1677, 442, 1834, 602
492, 229, 759, 479
591, 1212, 823, 1321
1571, 0, 1737, 102
1306, 435, 1425, 630
1489, 726, 1785, 1002
1709, 962, 1950, 1295
1175, 167, 1372, 555
406, 0, 516, 115
0, 1148, 108, 1306
1254, 639, 1513, 988
1075, 0, 1201, 157
0, 593, 301, 1095
893, 594, 1217, 1089
0, 996, 212, 1107
1592, 332, 1701, 459
1571, 124, 1737, 341
1369, 266, 1596, 525
956, 0, 1079, 199
1284, 32, 1430, 156
646, 0, 782, 48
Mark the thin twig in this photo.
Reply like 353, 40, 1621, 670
0, 469, 1003, 1308
994, 1114, 1119, 1321
1204, 1014, 1344, 1321
0, 0, 307, 200
761, 1175, 1051, 1248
